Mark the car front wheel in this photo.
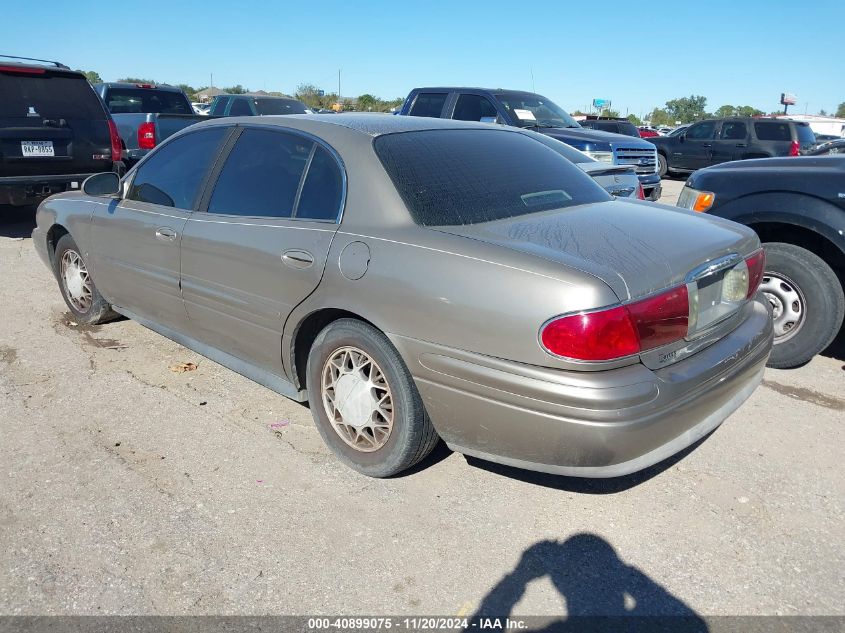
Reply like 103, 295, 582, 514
761, 242, 844, 368
306, 318, 440, 477
657, 153, 668, 178
53, 234, 115, 325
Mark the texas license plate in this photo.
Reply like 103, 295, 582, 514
21, 140, 54, 157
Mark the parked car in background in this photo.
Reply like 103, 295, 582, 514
578, 116, 641, 138
667, 124, 690, 137
652, 117, 816, 177
0, 55, 123, 207
208, 94, 307, 117
678, 155, 844, 368
398, 87, 662, 200
638, 127, 660, 138
32, 115, 771, 478
806, 138, 845, 155
94, 82, 205, 165
524, 130, 644, 198
192, 102, 211, 115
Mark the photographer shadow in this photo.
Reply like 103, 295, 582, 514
470, 534, 708, 632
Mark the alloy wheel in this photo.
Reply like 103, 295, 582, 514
60, 249, 93, 313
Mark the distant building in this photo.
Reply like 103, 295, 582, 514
194, 87, 228, 102
777, 114, 845, 138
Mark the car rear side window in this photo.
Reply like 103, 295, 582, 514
127, 127, 229, 209
796, 124, 815, 144
720, 122, 747, 140
104, 88, 191, 114
228, 98, 253, 116
409, 93, 447, 118
255, 98, 307, 115
210, 96, 230, 116
296, 146, 344, 221
374, 129, 610, 227
208, 128, 311, 218
0, 71, 105, 119
754, 122, 791, 141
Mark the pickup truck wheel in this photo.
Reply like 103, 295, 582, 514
761, 242, 844, 369
306, 318, 440, 477
657, 154, 669, 178
53, 234, 115, 325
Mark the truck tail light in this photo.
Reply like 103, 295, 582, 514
107, 118, 122, 163
745, 249, 766, 298
789, 140, 800, 156
138, 122, 156, 150
541, 285, 689, 361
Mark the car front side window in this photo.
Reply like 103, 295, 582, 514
127, 127, 229, 209
686, 122, 716, 140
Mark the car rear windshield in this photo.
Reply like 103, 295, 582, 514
0, 71, 106, 119
254, 98, 307, 115
374, 129, 610, 227
104, 88, 192, 114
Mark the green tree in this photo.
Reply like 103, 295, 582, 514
665, 95, 708, 123
601, 108, 620, 118
715, 105, 736, 118
627, 113, 642, 126
357, 93, 377, 111
117, 77, 157, 84
177, 84, 198, 100
647, 108, 673, 127
77, 69, 102, 84
837, 102, 845, 118
819, 109, 828, 116
222, 84, 247, 94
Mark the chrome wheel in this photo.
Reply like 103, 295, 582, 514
321, 346, 394, 452
761, 271, 805, 342
60, 249, 93, 313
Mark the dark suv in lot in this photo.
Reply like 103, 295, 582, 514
652, 117, 816, 177
0, 55, 123, 207
399, 87, 663, 200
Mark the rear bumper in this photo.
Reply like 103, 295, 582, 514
637, 173, 662, 200
0, 170, 119, 205
390, 296, 773, 478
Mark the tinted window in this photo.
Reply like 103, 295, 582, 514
374, 129, 610, 227
524, 131, 592, 163
128, 127, 228, 209
754, 122, 791, 141
104, 88, 191, 114
796, 124, 815, 144
0, 71, 105, 119
720, 121, 747, 140
453, 94, 498, 122
686, 122, 716, 140
208, 128, 311, 217
209, 96, 230, 116
494, 93, 580, 129
228, 98, 253, 116
255, 98, 307, 115
409, 93, 447, 118
296, 146, 343, 221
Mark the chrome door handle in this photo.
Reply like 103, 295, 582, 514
282, 249, 314, 269
155, 227, 177, 241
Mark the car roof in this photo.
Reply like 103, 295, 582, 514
193, 113, 507, 138
99, 82, 182, 91
411, 87, 548, 98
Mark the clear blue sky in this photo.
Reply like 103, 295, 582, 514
5, 0, 843, 116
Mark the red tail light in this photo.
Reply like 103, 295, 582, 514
107, 118, 122, 163
789, 140, 800, 156
636, 183, 645, 200
745, 249, 766, 298
138, 122, 156, 150
541, 285, 689, 361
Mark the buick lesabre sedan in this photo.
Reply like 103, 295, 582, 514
32, 115, 773, 478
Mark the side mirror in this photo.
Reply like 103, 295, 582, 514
82, 172, 121, 197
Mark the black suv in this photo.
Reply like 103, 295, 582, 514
651, 117, 816, 177
0, 55, 123, 207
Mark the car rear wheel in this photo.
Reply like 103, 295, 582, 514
761, 242, 844, 368
53, 234, 115, 325
306, 318, 440, 477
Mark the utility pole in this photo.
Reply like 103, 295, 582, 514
530, 67, 535, 93
338, 69, 341, 102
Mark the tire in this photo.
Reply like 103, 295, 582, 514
657, 153, 669, 178
306, 318, 439, 477
53, 234, 115, 325
761, 242, 844, 369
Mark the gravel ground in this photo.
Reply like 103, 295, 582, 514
0, 187, 843, 618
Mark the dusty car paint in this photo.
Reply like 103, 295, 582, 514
33, 115, 773, 477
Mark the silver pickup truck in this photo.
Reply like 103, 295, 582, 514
93, 82, 208, 164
